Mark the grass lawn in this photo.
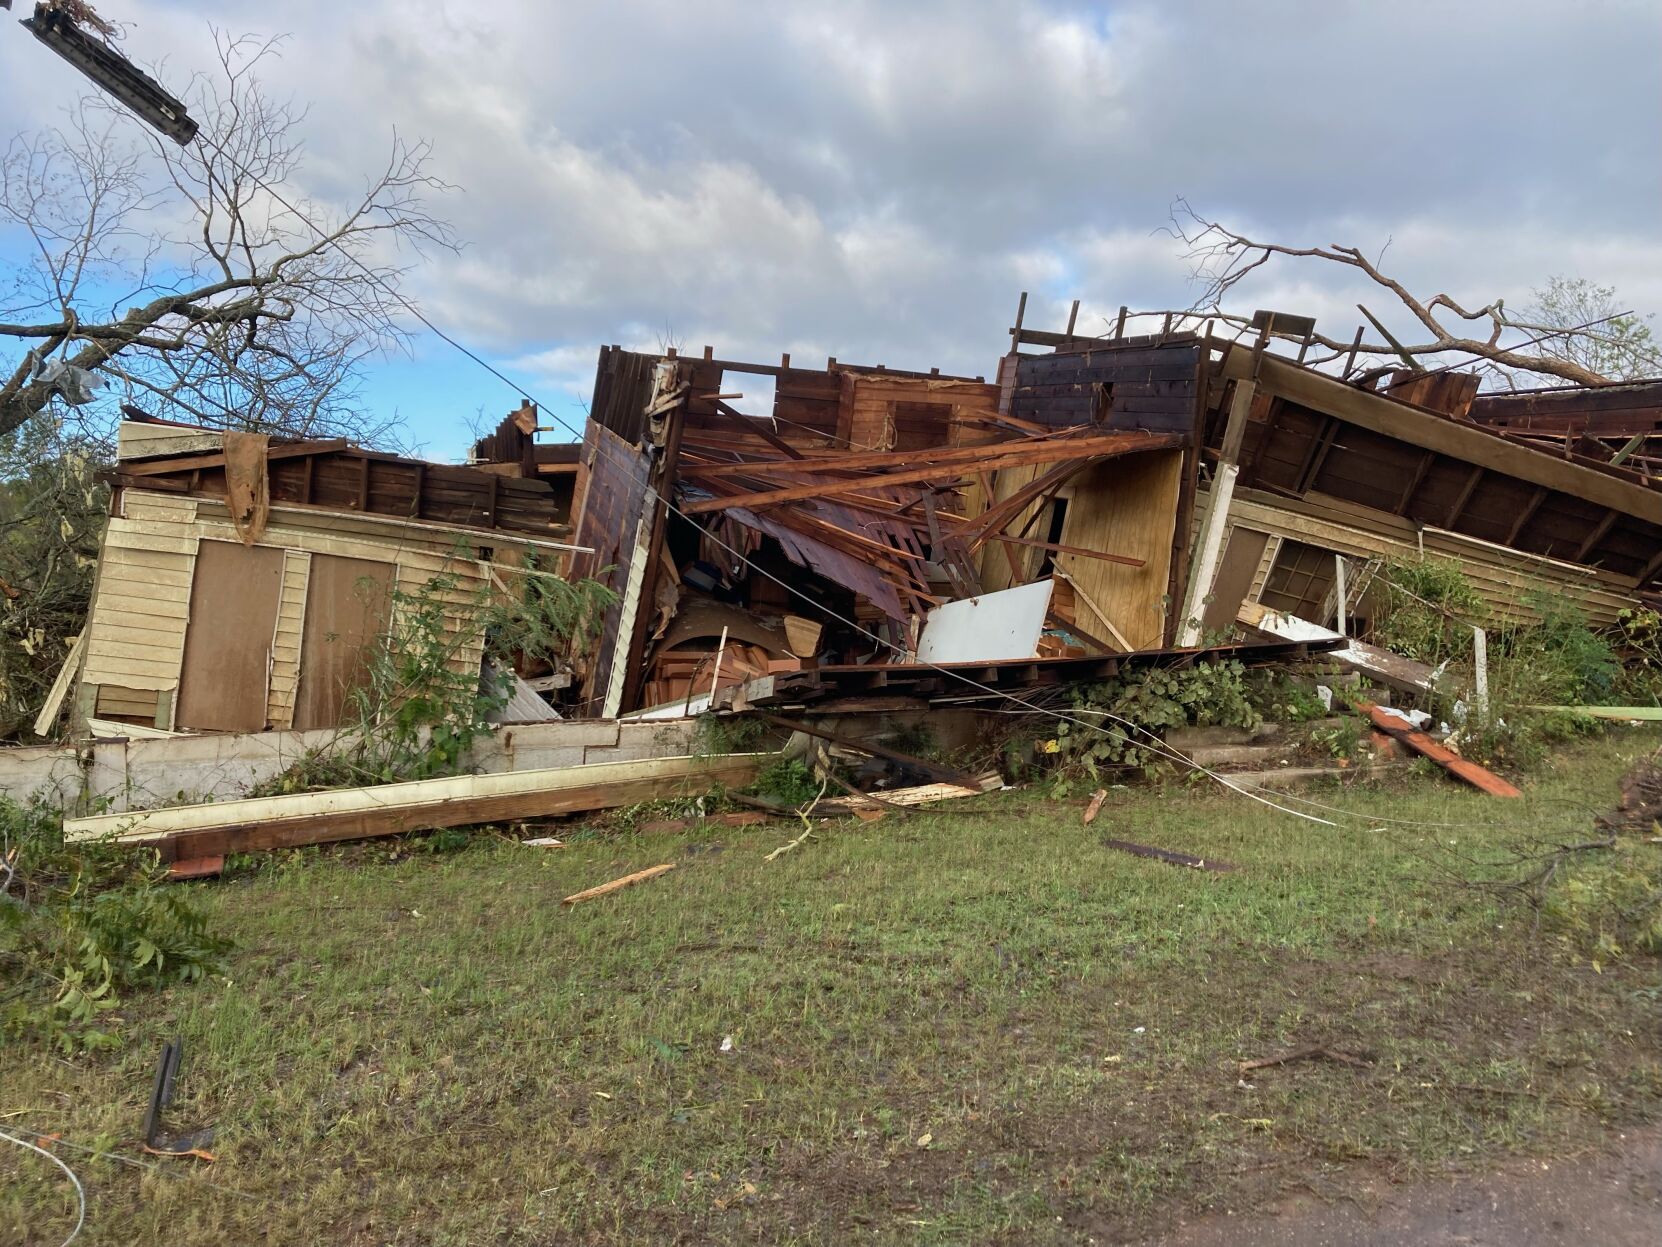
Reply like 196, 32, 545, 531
5, 730, 1662, 1245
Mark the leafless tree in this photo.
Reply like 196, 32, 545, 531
0, 31, 455, 449
1158, 200, 1637, 388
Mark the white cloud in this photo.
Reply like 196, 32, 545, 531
2, 0, 1658, 417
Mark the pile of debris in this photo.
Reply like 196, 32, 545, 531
9, 296, 1662, 863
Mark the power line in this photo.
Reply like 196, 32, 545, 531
0, 1127, 86, 1247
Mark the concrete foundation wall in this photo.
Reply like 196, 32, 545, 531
0, 719, 703, 814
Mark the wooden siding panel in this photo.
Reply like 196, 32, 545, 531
1222, 487, 1639, 626
292, 555, 393, 730
1055, 449, 1185, 650
175, 541, 286, 733
81, 531, 197, 693
267, 551, 311, 728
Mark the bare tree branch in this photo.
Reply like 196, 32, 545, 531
1162, 199, 1618, 387
0, 30, 456, 447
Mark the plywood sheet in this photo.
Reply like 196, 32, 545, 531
293, 554, 394, 731
1203, 527, 1271, 634
175, 540, 286, 733
1055, 449, 1184, 650
917, 580, 1054, 663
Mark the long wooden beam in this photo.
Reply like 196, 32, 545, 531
962, 459, 1098, 552
118, 438, 350, 475
64, 753, 773, 855
986, 533, 1145, 568
1221, 351, 1662, 525
682, 428, 1092, 479
680, 433, 1181, 515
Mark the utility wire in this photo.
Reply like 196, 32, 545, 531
1, 1127, 86, 1247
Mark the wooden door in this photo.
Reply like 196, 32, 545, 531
1201, 528, 1271, 634
292, 555, 395, 730
175, 540, 286, 732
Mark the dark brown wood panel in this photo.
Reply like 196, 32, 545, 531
292, 555, 394, 731
570, 418, 655, 710
1010, 341, 1205, 437
176, 540, 286, 733
1202, 527, 1271, 633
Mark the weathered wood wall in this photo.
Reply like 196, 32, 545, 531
568, 420, 654, 711
1009, 337, 1207, 437
1054, 449, 1187, 650
836, 372, 1001, 452
78, 491, 491, 732
1207, 486, 1643, 628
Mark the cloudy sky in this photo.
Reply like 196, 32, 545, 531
3, 1, 1659, 458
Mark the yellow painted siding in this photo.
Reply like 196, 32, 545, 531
81, 518, 198, 693
1216, 488, 1639, 627
267, 551, 311, 729
123, 493, 199, 524
81, 490, 498, 721
976, 461, 1048, 592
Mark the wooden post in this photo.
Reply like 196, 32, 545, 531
1178, 378, 1256, 645
1334, 555, 1348, 634
1472, 626, 1489, 718
1010, 290, 1028, 353
1114, 305, 1128, 339
1340, 325, 1365, 380
1065, 299, 1080, 336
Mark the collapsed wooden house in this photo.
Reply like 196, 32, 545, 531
470, 344, 1214, 719
67, 417, 576, 736
57, 298, 1662, 740
1001, 313, 1662, 646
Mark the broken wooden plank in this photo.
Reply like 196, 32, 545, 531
1238, 1044, 1370, 1074
1238, 600, 1435, 696
165, 855, 224, 881
1355, 701, 1521, 797
63, 753, 775, 856
562, 863, 675, 905
117, 438, 349, 476
1101, 838, 1235, 872
680, 432, 1182, 514
757, 712, 986, 789
1082, 789, 1108, 824
1526, 705, 1662, 721
977, 533, 1146, 569
32, 632, 85, 738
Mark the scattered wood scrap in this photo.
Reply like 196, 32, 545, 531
755, 712, 988, 790
562, 863, 675, 906
63, 753, 774, 859
1355, 700, 1521, 797
1238, 601, 1435, 696
1238, 1044, 1371, 1074
166, 855, 224, 881
1102, 838, 1234, 872
1082, 789, 1108, 825
1595, 748, 1662, 836
809, 777, 999, 816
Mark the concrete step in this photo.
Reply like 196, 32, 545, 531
1184, 742, 1299, 769
1228, 761, 1413, 791
1166, 716, 1353, 750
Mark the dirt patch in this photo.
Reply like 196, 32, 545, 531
1148, 1124, 1662, 1246
1597, 748, 1662, 836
